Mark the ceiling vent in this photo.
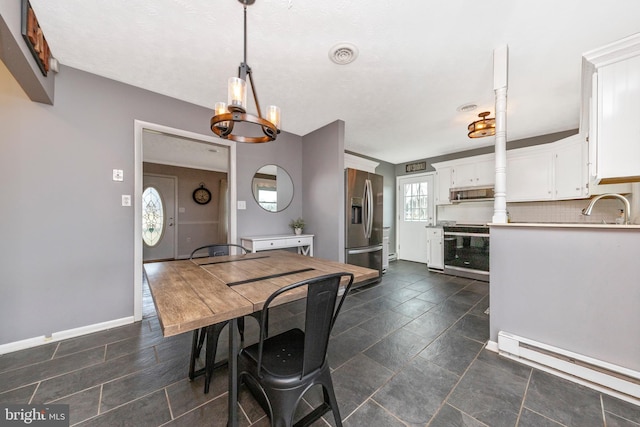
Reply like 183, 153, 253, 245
329, 43, 359, 65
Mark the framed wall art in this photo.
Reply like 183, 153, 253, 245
21, 0, 51, 76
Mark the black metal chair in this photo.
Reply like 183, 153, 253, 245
237, 272, 354, 427
188, 243, 262, 393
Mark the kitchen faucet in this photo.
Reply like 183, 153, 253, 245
581, 193, 631, 225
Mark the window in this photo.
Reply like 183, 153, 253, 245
142, 186, 164, 247
403, 182, 429, 221
257, 187, 277, 212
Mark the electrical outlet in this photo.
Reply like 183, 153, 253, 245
122, 195, 131, 206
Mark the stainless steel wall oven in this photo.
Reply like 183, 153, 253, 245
443, 225, 489, 282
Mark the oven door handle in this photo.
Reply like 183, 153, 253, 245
444, 232, 490, 238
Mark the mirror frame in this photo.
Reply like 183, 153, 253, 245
251, 164, 294, 213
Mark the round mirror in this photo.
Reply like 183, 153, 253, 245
251, 165, 294, 212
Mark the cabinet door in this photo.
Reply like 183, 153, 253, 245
451, 163, 476, 188
435, 167, 452, 205
506, 151, 554, 202
451, 160, 495, 187
426, 228, 443, 270
475, 159, 495, 187
554, 138, 586, 199
596, 55, 640, 182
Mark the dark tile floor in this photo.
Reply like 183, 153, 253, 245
1, 260, 639, 426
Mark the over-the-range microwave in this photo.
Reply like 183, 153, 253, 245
449, 186, 494, 203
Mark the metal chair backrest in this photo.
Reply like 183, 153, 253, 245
189, 243, 249, 259
256, 272, 354, 378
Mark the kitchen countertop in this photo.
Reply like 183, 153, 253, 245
489, 222, 640, 229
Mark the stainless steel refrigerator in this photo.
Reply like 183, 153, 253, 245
345, 168, 383, 279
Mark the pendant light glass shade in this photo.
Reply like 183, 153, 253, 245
214, 102, 229, 130
266, 105, 281, 129
227, 77, 247, 112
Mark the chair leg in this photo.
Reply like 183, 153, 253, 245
204, 322, 227, 394
237, 317, 245, 343
188, 329, 199, 381
322, 381, 343, 427
195, 327, 206, 358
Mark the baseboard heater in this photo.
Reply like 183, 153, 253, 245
497, 331, 640, 403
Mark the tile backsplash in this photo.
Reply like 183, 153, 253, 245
437, 195, 634, 225
507, 198, 628, 224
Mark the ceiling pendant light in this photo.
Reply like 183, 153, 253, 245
210, 0, 280, 143
467, 111, 496, 138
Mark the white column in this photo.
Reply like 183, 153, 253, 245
631, 182, 640, 225
493, 46, 509, 224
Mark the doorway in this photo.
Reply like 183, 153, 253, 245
133, 120, 237, 321
396, 173, 435, 263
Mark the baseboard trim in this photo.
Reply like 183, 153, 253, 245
0, 316, 135, 355
485, 340, 499, 353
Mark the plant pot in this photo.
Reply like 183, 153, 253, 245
294, 228, 302, 235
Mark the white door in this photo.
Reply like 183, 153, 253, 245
143, 174, 177, 261
397, 173, 435, 263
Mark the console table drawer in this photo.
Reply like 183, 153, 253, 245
241, 234, 314, 257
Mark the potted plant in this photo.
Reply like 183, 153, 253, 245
289, 217, 305, 235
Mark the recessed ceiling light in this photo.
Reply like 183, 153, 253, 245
329, 43, 359, 65
457, 103, 478, 113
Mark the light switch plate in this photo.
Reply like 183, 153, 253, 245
122, 195, 131, 206
113, 169, 124, 181
237, 200, 246, 210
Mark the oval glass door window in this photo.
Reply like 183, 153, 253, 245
142, 186, 164, 247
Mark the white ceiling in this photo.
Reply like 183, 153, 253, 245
30, 0, 640, 165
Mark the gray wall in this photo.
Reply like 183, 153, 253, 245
0, 62, 218, 344
236, 132, 303, 238
302, 121, 345, 261
490, 225, 640, 372
0, 57, 312, 345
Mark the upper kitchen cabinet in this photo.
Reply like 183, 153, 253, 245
450, 154, 495, 188
583, 33, 640, 184
434, 166, 452, 205
506, 135, 587, 202
432, 153, 494, 206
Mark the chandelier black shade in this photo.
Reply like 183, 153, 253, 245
210, 0, 280, 143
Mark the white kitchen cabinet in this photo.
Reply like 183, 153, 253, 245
594, 55, 640, 183
426, 227, 443, 270
434, 167, 452, 205
583, 33, 640, 184
507, 147, 554, 202
451, 157, 494, 188
506, 135, 589, 202
554, 137, 586, 199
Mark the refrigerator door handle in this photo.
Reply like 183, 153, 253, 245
364, 179, 373, 239
347, 245, 383, 255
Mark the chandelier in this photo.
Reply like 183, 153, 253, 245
210, 0, 280, 143
467, 111, 495, 138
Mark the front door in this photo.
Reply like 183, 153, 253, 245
143, 174, 177, 261
397, 173, 435, 263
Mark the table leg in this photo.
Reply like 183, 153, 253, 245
228, 318, 239, 427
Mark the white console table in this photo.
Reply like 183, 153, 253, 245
240, 234, 314, 257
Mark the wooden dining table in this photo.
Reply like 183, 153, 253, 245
143, 249, 379, 427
